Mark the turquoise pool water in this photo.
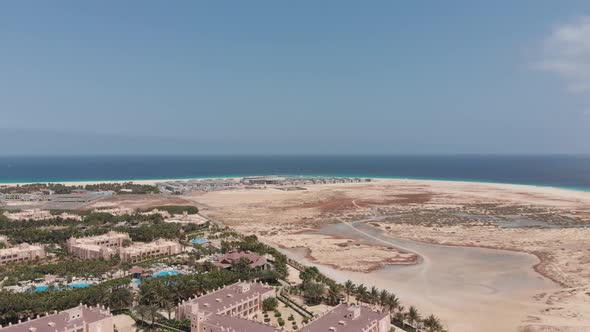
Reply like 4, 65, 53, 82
133, 279, 142, 284
68, 283, 90, 289
33, 283, 90, 292
190, 238, 208, 245
152, 270, 179, 278
33, 285, 48, 292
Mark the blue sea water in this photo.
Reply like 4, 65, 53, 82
0, 155, 589, 191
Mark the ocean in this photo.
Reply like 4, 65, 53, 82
0, 155, 589, 191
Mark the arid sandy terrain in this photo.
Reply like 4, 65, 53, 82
180, 179, 590, 332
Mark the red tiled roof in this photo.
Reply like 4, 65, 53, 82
214, 251, 267, 269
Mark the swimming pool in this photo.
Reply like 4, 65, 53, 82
152, 270, 179, 278
132, 279, 142, 284
33, 285, 48, 292
33, 285, 65, 292
68, 283, 90, 289
190, 238, 208, 245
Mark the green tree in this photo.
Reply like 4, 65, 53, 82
407, 306, 421, 329
386, 294, 400, 314
303, 282, 325, 305
136, 305, 149, 327
344, 280, 355, 303
423, 314, 444, 332
326, 283, 342, 306
262, 297, 279, 312
379, 289, 389, 310
107, 287, 133, 310
369, 286, 379, 305
355, 284, 368, 305
147, 304, 159, 326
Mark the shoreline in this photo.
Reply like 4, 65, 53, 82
1, 175, 590, 194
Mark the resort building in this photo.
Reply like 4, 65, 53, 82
165, 212, 208, 226
0, 304, 113, 332
118, 239, 181, 263
213, 251, 269, 270
177, 282, 279, 332
1, 193, 44, 201
0, 235, 8, 245
299, 304, 391, 332
3, 209, 82, 221
0, 243, 46, 266
47, 191, 113, 203
67, 231, 131, 260
92, 208, 134, 216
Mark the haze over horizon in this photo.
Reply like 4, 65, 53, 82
2, 1, 590, 155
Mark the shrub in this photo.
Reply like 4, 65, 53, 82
278, 318, 285, 326
288, 314, 294, 321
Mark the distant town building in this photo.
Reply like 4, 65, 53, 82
177, 282, 279, 332
241, 176, 285, 185
0, 243, 46, 266
47, 191, 113, 203
157, 176, 370, 194
213, 251, 269, 270
0, 304, 113, 332
1, 192, 44, 201
118, 239, 181, 263
299, 303, 391, 332
67, 231, 131, 260
0, 235, 8, 245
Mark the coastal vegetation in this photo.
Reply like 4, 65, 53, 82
0, 182, 159, 194
0, 258, 119, 286
145, 205, 199, 215
0, 278, 131, 325
0, 221, 291, 328
0, 208, 199, 245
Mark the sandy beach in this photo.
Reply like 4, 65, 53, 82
169, 178, 590, 332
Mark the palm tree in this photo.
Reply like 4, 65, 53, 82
135, 304, 148, 327
423, 314, 443, 332
386, 294, 400, 314
164, 300, 176, 320
378, 289, 389, 310
407, 306, 421, 329
147, 304, 159, 326
326, 283, 341, 305
355, 284, 368, 305
369, 286, 379, 306
343, 280, 355, 303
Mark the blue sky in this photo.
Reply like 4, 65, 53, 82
1, 1, 590, 155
